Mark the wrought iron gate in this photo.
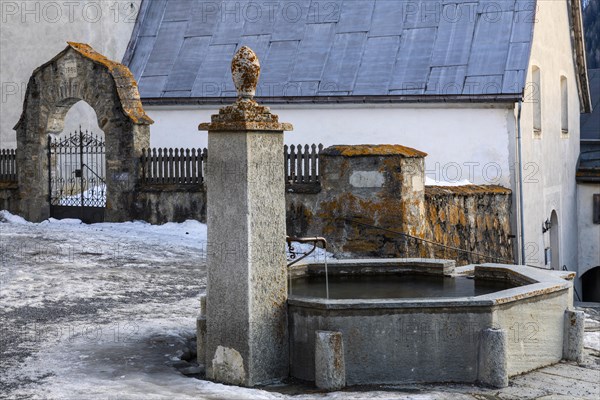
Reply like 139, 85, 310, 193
47, 128, 106, 223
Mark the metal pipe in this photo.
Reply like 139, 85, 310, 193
286, 236, 327, 268
516, 99, 526, 265
286, 236, 327, 247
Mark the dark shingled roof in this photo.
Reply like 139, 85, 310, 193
581, 69, 599, 140
124, 0, 537, 102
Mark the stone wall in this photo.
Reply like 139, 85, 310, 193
132, 185, 206, 225
424, 186, 513, 264
3, 139, 513, 264
285, 145, 514, 264
0, 183, 19, 215
286, 145, 428, 258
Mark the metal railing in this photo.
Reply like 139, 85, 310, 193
0, 149, 17, 182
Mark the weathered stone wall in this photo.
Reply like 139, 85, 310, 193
286, 145, 429, 258
132, 185, 206, 225
285, 145, 514, 264
0, 184, 19, 215
424, 186, 514, 264
5, 135, 513, 264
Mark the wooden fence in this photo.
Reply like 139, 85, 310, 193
138, 144, 325, 186
140, 148, 206, 185
285, 144, 323, 184
2, 144, 326, 186
0, 149, 17, 182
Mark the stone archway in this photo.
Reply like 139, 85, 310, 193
13, 42, 153, 222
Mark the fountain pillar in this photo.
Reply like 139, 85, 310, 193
199, 47, 293, 386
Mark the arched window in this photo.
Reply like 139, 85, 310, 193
560, 76, 568, 136
532, 66, 542, 137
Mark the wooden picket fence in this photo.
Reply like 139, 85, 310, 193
2, 144, 326, 186
285, 144, 323, 184
140, 148, 206, 185
0, 149, 17, 182
140, 144, 324, 185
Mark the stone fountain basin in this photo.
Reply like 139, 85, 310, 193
287, 259, 575, 386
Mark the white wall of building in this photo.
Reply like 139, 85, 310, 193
0, 0, 141, 148
577, 184, 600, 278
518, 0, 582, 271
146, 104, 515, 187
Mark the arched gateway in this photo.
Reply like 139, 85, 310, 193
14, 42, 153, 222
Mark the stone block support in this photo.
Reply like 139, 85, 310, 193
563, 310, 585, 362
199, 47, 293, 386
199, 294, 207, 317
478, 328, 508, 388
196, 316, 207, 366
315, 331, 346, 391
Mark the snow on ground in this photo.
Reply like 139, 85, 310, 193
58, 185, 107, 207
1, 211, 397, 400
585, 331, 600, 352
425, 177, 473, 186
1, 210, 597, 400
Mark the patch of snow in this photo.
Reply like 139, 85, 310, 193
584, 331, 600, 352
58, 184, 107, 207
44, 217, 84, 225
0, 210, 30, 224
585, 317, 600, 331
286, 241, 334, 264
425, 177, 473, 186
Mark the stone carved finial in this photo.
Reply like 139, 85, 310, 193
199, 45, 292, 132
232, 46, 260, 100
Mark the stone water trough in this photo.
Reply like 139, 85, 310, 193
197, 46, 584, 391
287, 259, 583, 388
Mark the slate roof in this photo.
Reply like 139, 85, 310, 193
581, 69, 599, 140
124, 0, 538, 102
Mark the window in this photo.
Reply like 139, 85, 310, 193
532, 66, 542, 137
560, 76, 568, 136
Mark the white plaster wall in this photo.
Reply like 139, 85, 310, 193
147, 105, 514, 187
518, 0, 582, 271
0, 0, 141, 148
577, 184, 600, 277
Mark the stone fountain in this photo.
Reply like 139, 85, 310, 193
198, 47, 585, 390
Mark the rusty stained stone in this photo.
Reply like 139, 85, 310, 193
288, 146, 513, 264
15, 42, 153, 129
69, 43, 149, 124
425, 185, 512, 196
199, 46, 292, 133
231, 46, 260, 100
199, 99, 293, 132
438, 209, 447, 222
322, 145, 427, 158
316, 191, 422, 256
